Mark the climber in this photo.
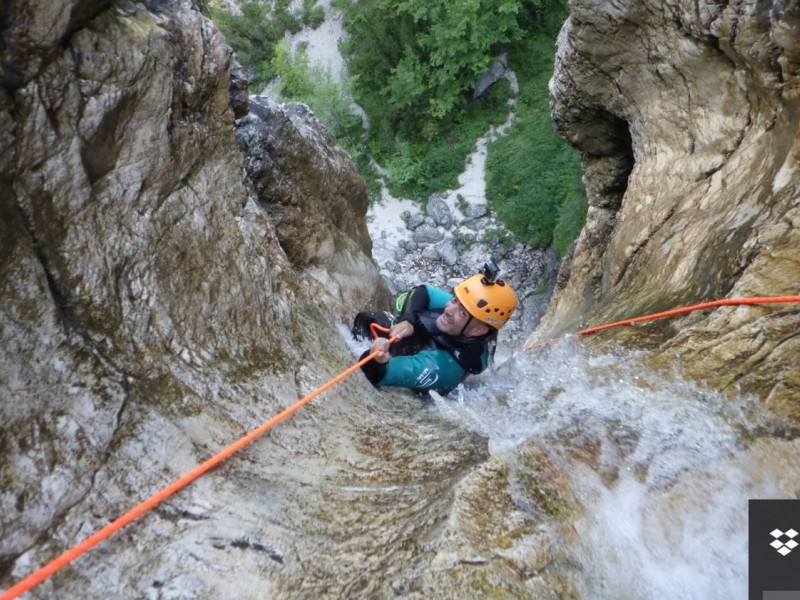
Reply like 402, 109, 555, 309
352, 260, 517, 395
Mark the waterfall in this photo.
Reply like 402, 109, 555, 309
431, 336, 784, 599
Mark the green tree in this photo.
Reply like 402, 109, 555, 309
485, 5, 586, 253
396, 0, 525, 118
205, 0, 308, 91
341, 0, 531, 135
388, 48, 427, 112
271, 41, 314, 99
269, 43, 369, 192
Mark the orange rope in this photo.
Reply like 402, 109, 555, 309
369, 322, 391, 338
1, 337, 395, 600
526, 295, 800, 350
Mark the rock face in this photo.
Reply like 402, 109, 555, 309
0, 0, 385, 595
236, 96, 388, 319
538, 0, 800, 415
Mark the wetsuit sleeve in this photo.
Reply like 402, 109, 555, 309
359, 350, 387, 387
377, 349, 466, 394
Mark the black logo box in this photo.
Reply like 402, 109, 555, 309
750, 499, 800, 600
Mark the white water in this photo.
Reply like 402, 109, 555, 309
431, 337, 783, 599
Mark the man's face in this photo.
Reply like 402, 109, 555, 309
436, 297, 488, 337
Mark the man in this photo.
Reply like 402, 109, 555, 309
352, 261, 517, 394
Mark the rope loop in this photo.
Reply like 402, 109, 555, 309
370, 322, 391, 338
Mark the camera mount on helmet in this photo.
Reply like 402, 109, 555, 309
480, 259, 501, 285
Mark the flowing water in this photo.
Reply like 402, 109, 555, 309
422, 336, 790, 599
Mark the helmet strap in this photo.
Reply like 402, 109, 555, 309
459, 314, 473, 337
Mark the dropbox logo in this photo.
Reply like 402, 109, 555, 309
771, 528, 799, 557
750, 500, 800, 597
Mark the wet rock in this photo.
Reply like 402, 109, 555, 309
0, 0, 393, 595
3, 1, 798, 598
229, 57, 249, 119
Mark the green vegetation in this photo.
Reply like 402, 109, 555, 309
207, 0, 586, 256
269, 41, 377, 197
335, 0, 585, 254
455, 194, 469, 216
486, 10, 586, 253
338, 0, 527, 127
203, 0, 321, 91
382, 79, 511, 199
481, 227, 515, 248
335, 0, 526, 198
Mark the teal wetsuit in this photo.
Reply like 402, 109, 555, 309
354, 285, 496, 394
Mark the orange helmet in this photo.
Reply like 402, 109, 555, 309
454, 271, 517, 329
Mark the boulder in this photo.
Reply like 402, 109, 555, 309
427, 195, 453, 228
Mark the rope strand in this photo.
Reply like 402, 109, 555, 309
526, 296, 800, 350
1, 339, 395, 600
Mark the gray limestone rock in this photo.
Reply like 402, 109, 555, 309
426, 195, 453, 229
412, 224, 445, 244
434, 238, 460, 266
473, 54, 507, 99
407, 212, 425, 230
2, 1, 799, 598
236, 95, 386, 317
465, 203, 489, 219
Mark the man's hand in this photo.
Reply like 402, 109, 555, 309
370, 337, 391, 364
390, 320, 414, 340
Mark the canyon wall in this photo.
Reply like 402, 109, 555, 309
538, 0, 800, 416
0, 0, 391, 595
3, 0, 799, 597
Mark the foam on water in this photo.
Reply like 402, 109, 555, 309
338, 322, 371, 359
431, 337, 779, 599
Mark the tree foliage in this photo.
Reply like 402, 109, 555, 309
396, 0, 524, 117
271, 42, 363, 141
211, 0, 587, 254
340, 0, 533, 139
485, 6, 586, 253
205, 0, 321, 91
